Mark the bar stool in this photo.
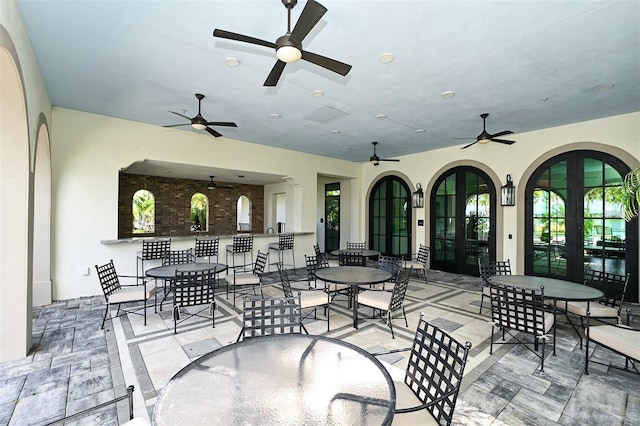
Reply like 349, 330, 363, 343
194, 237, 219, 263
268, 233, 295, 271
225, 234, 254, 272
136, 239, 171, 284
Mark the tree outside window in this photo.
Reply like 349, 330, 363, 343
191, 193, 208, 232
133, 189, 155, 234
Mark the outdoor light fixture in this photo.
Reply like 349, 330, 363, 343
207, 176, 217, 190
501, 174, 516, 206
412, 183, 424, 209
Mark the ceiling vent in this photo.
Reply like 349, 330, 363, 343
304, 106, 349, 124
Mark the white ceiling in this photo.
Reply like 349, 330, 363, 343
17, 0, 640, 168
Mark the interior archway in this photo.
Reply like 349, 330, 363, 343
33, 119, 52, 306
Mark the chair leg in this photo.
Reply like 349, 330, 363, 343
101, 306, 109, 329
478, 292, 485, 315
564, 310, 583, 349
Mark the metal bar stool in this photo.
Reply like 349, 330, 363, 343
268, 233, 295, 271
194, 237, 219, 263
225, 234, 254, 272
136, 239, 171, 284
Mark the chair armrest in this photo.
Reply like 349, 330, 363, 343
370, 347, 412, 357
118, 275, 152, 286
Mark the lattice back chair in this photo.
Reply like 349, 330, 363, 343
95, 260, 157, 329
136, 239, 171, 284
236, 295, 307, 342
404, 244, 430, 283
339, 251, 365, 267
357, 267, 412, 338
558, 270, 630, 349
225, 250, 268, 306
477, 259, 511, 314
346, 241, 366, 250
489, 283, 555, 371
376, 313, 471, 425
268, 233, 295, 271
194, 237, 219, 263
278, 264, 330, 331
373, 255, 403, 290
163, 248, 195, 266
225, 234, 254, 272
313, 244, 339, 267
305, 255, 350, 302
172, 268, 216, 334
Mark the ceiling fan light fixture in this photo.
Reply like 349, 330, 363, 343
478, 138, 491, 144
192, 123, 207, 130
276, 45, 302, 63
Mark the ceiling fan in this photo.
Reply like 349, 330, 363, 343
369, 142, 400, 166
207, 176, 234, 190
459, 113, 515, 149
213, 0, 352, 87
163, 94, 238, 138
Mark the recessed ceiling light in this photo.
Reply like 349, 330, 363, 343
270, 113, 281, 119
415, 129, 425, 133
591, 83, 615, 93
224, 57, 240, 67
312, 90, 324, 97
441, 90, 455, 98
376, 114, 387, 119
379, 53, 394, 63
330, 129, 340, 134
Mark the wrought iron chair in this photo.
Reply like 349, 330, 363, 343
489, 282, 555, 371
306, 254, 350, 301
346, 241, 366, 250
357, 267, 411, 338
159, 248, 195, 310
339, 250, 365, 267
557, 270, 630, 349
585, 311, 639, 375
371, 254, 403, 290
278, 264, 330, 331
268, 233, 295, 271
95, 260, 157, 329
236, 294, 307, 342
404, 244, 429, 283
194, 237, 219, 263
136, 239, 170, 284
477, 259, 511, 314
373, 313, 471, 425
313, 243, 339, 267
225, 234, 254, 272
225, 250, 268, 306
172, 268, 216, 334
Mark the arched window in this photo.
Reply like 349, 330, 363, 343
132, 189, 155, 234
237, 195, 251, 231
191, 193, 208, 232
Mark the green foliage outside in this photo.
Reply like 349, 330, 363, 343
133, 190, 154, 234
191, 193, 208, 232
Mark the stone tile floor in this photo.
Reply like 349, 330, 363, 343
1, 269, 638, 425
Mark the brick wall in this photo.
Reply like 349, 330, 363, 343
118, 173, 264, 239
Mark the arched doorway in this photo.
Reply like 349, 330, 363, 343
525, 150, 638, 302
368, 176, 412, 257
430, 166, 497, 275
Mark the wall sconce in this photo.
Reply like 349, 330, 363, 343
412, 183, 424, 208
501, 174, 516, 206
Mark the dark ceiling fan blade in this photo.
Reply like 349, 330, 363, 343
213, 29, 277, 50
205, 127, 222, 137
301, 50, 352, 75
290, 0, 327, 43
169, 111, 192, 121
461, 140, 478, 149
205, 121, 238, 127
163, 123, 191, 128
491, 139, 516, 145
491, 130, 514, 138
379, 159, 400, 162
264, 60, 287, 86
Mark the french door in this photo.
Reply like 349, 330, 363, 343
430, 167, 497, 275
324, 183, 340, 252
368, 176, 411, 257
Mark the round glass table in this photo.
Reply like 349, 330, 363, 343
146, 263, 227, 309
315, 266, 392, 328
489, 275, 604, 301
330, 249, 381, 259
152, 334, 396, 425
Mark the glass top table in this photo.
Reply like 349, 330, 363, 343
145, 262, 227, 279
315, 266, 392, 329
489, 275, 604, 301
330, 249, 381, 259
152, 334, 396, 425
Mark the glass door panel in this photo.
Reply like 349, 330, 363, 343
369, 177, 411, 257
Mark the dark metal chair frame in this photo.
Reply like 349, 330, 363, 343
136, 239, 171, 284
489, 282, 555, 371
346, 241, 366, 250
478, 259, 511, 314
172, 268, 216, 334
95, 260, 157, 329
376, 254, 403, 290
278, 265, 330, 331
585, 311, 639, 375
339, 250, 366, 267
405, 244, 429, 283
226, 250, 268, 305
268, 233, 295, 271
373, 313, 471, 425
306, 254, 350, 303
44, 385, 136, 425
194, 237, 219, 263
236, 295, 307, 342
225, 234, 254, 272
158, 248, 196, 310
